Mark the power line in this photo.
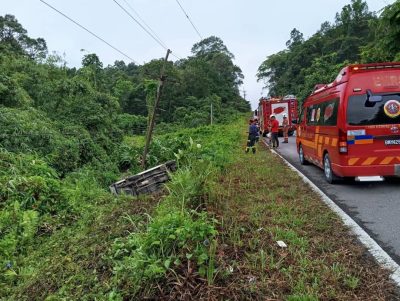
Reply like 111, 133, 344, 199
175, 0, 203, 40
120, 0, 168, 50
112, 0, 182, 60
39, 0, 137, 64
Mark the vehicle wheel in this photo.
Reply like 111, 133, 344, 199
288, 131, 294, 136
262, 131, 268, 137
323, 153, 339, 184
299, 145, 308, 165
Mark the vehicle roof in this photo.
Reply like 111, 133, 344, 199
308, 62, 400, 99
259, 96, 297, 103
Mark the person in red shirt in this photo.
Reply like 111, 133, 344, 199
270, 114, 279, 148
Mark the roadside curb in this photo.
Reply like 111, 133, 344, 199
262, 139, 400, 287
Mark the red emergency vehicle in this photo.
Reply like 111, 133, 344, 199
296, 62, 400, 183
258, 95, 298, 136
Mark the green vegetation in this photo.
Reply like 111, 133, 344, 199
1, 1, 399, 299
203, 144, 396, 299
0, 12, 248, 299
257, 0, 400, 101
3, 122, 242, 300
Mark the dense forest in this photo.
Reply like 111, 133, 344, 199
257, 0, 400, 102
0, 12, 249, 298
0, 13, 250, 183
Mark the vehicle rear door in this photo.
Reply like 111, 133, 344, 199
346, 91, 400, 172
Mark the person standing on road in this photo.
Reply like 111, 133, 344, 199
282, 114, 289, 143
270, 114, 279, 148
246, 119, 258, 154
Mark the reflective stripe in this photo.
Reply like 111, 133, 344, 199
354, 139, 373, 145
362, 157, 378, 166
301, 139, 317, 149
348, 158, 359, 166
324, 137, 330, 145
331, 138, 338, 147
380, 157, 394, 165
318, 145, 323, 157
319, 136, 323, 143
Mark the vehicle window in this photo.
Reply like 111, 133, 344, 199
306, 106, 315, 125
306, 99, 338, 126
347, 93, 400, 125
319, 98, 339, 126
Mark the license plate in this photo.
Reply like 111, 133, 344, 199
385, 139, 400, 145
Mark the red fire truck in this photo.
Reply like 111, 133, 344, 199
258, 95, 298, 136
296, 62, 400, 183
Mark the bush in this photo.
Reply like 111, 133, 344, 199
116, 113, 147, 135
111, 210, 217, 296
0, 149, 69, 283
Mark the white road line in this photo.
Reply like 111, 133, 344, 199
262, 139, 400, 286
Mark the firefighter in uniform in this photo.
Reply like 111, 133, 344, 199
246, 119, 258, 154
282, 114, 289, 143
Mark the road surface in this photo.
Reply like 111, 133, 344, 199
265, 136, 400, 264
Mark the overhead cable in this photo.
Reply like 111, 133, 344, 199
175, 0, 203, 40
121, 0, 168, 50
112, 0, 181, 60
39, 0, 137, 64
113, 0, 182, 60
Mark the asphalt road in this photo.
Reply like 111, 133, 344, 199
265, 136, 400, 264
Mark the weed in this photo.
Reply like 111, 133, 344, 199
344, 274, 360, 289
286, 295, 318, 301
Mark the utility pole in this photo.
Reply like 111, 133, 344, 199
243, 90, 247, 100
141, 49, 171, 169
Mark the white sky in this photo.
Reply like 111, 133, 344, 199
1, 0, 394, 109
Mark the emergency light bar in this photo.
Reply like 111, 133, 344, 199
351, 63, 400, 72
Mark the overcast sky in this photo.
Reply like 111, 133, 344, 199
1, 0, 394, 109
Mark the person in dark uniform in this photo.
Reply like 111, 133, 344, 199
246, 119, 258, 154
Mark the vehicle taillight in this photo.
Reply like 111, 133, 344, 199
338, 130, 348, 154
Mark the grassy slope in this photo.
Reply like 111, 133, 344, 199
4, 118, 398, 300
6, 195, 159, 300
206, 133, 398, 300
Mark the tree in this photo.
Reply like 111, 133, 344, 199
361, 0, 400, 62
286, 28, 304, 49
80, 53, 104, 89
0, 14, 47, 59
257, 0, 375, 99
191, 36, 234, 59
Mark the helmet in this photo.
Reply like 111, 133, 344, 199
270, 114, 275, 118
283, 113, 287, 118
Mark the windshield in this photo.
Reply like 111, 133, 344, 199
347, 93, 400, 126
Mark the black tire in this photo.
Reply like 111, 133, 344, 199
288, 131, 294, 137
299, 144, 309, 165
323, 153, 340, 184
